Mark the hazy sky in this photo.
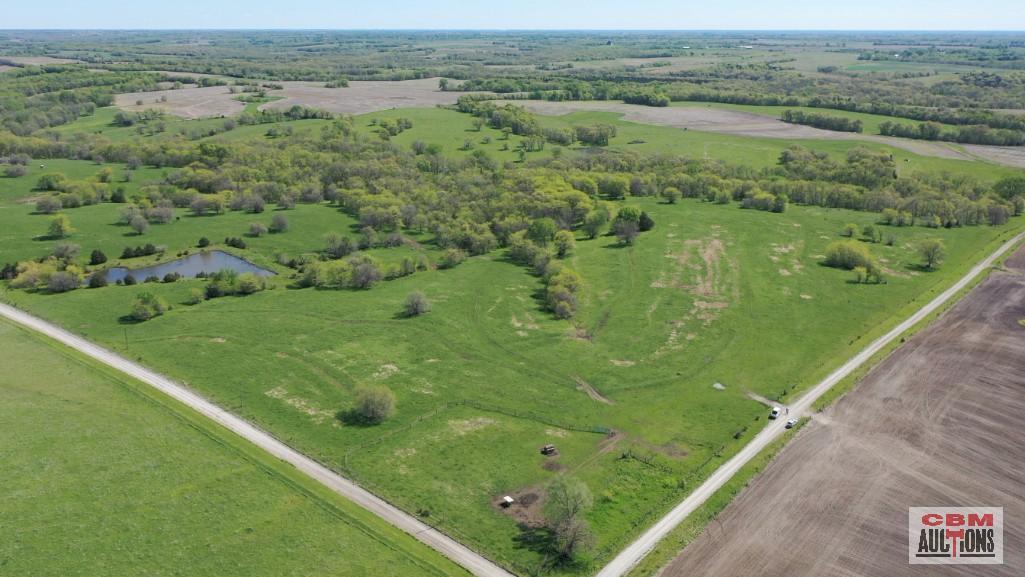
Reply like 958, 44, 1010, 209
4, 0, 1024, 30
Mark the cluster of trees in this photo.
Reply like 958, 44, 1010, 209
8, 256, 83, 293
202, 269, 266, 299
121, 243, 160, 259
878, 120, 1025, 146
781, 110, 863, 133
620, 89, 670, 107
823, 240, 885, 283
297, 254, 387, 290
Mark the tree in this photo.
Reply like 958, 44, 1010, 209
4, 165, 27, 178
918, 238, 946, 269
862, 224, 880, 243
554, 230, 576, 258
842, 223, 859, 237
638, 211, 655, 232
130, 292, 169, 322
354, 386, 396, 424
48, 214, 74, 238
52, 242, 80, 261
351, 261, 382, 289
35, 196, 61, 214
404, 290, 431, 317
129, 214, 148, 235
249, 222, 268, 237
198, 236, 210, 248
544, 476, 595, 561
613, 206, 642, 245
324, 233, 354, 259
88, 273, 108, 288
527, 218, 558, 246
994, 175, 1025, 201
582, 209, 609, 239
660, 186, 681, 204
47, 271, 80, 293
270, 213, 289, 233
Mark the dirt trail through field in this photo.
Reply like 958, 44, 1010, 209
659, 247, 1025, 577
508, 100, 1024, 165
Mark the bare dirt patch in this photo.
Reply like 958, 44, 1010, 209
661, 261, 1025, 577
0, 55, 78, 66
573, 376, 613, 405
258, 78, 474, 115
115, 78, 483, 119
494, 487, 546, 527
115, 85, 244, 119
448, 417, 496, 435
962, 144, 1025, 169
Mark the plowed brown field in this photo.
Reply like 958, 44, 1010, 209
659, 247, 1025, 577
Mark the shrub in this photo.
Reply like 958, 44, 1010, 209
823, 240, 876, 270
197, 236, 210, 248
35, 196, 62, 214
353, 386, 396, 424
3, 165, 27, 178
88, 273, 108, 288
185, 288, 205, 305
89, 249, 107, 265
47, 271, 80, 293
270, 213, 289, 233
129, 214, 149, 235
404, 290, 431, 317
235, 273, 266, 295
438, 248, 467, 269
130, 292, 169, 322
47, 214, 74, 238
52, 242, 80, 261
249, 222, 268, 237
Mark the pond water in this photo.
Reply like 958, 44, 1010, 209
101, 250, 275, 283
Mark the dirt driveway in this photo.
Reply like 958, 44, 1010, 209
659, 247, 1025, 577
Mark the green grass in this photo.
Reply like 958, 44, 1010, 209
7, 104, 1025, 575
0, 318, 467, 577
4, 182, 1022, 573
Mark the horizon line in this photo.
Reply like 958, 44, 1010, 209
2, 28, 1025, 33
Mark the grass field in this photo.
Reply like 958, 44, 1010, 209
0, 318, 467, 577
3, 146, 1023, 572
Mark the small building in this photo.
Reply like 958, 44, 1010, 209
500, 495, 515, 508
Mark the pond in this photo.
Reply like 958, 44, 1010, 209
101, 250, 275, 283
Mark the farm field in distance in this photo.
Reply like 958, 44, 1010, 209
2, 27, 1025, 577
0, 318, 467, 577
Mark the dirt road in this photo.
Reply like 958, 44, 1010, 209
659, 247, 1025, 577
594, 230, 1025, 577
0, 302, 511, 577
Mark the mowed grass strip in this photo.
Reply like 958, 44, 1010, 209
0, 318, 467, 577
